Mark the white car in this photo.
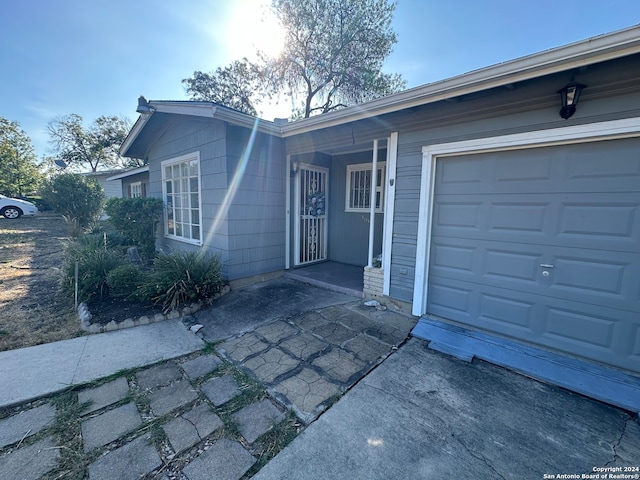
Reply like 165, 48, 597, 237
0, 194, 38, 219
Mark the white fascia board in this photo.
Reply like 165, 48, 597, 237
282, 25, 640, 137
119, 114, 151, 157
106, 165, 150, 182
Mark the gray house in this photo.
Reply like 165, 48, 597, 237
121, 26, 640, 411
106, 165, 150, 198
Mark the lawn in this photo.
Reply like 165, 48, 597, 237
0, 213, 82, 352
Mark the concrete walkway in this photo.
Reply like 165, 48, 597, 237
2, 277, 638, 479
0, 319, 204, 408
255, 338, 640, 479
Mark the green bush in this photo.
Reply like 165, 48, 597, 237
105, 197, 164, 260
63, 235, 123, 302
106, 264, 142, 299
139, 251, 223, 313
41, 173, 105, 230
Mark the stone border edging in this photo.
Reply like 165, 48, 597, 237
77, 285, 230, 334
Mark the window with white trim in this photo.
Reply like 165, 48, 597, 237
345, 162, 386, 212
130, 182, 142, 198
162, 152, 202, 244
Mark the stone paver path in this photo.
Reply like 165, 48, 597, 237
219, 301, 415, 422
0, 300, 415, 480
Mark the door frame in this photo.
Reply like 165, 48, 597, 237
294, 163, 329, 266
412, 117, 640, 316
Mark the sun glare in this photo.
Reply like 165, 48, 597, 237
226, 1, 286, 59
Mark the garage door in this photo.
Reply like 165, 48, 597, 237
427, 137, 640, 373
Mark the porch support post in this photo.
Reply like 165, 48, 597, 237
285, 154, 291, 270
367, 139, 379, 267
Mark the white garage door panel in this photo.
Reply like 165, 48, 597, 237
427, 138, 640, 373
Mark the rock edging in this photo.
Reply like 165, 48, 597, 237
78, 285, 230, 334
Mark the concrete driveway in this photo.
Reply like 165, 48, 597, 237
255, 338, 640, 479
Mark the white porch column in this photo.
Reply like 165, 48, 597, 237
367, 139, 379, 267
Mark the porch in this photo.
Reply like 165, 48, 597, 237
284, 261, 364, 298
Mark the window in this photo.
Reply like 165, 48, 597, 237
130, 182, 142, 198
161, 152, 201, 244
345, 162, 386, 212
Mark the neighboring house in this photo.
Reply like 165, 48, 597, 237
121, 26, 640, 410
106, 166, 150, 198
82, 170, 124, 199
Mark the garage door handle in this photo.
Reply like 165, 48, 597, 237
539, 263, 555, 268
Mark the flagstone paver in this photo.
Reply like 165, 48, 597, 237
243, 348, 299, 383
232, 399, 286, 444
163, 403, 223, 453
181, 438, 256, 480
136, 362, 182, 390
82, 402, 142, 452
312, 322, 358, 345
343, 334, 391, 363
201, 374, 241, 406
279, 332, 329, 360
275, 368, 340, 417
293, 311, 331, 331
0, 403, 56, 449
221, 334, 269, 362
312, 348, 366, 382
148, 380, 198, 416
0, 436, 60, 480
254, 321, 298, 343
181, 354, 223, 379
78, 377, 129, 414
87, 434, 162, 480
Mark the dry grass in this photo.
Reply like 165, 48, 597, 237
0, 212, 84, 352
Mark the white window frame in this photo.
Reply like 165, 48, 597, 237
130, 181, 142, 198
345, 162, 386, 213
161, 152, 202, 246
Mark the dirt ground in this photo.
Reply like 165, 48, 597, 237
0, 213, 83, 352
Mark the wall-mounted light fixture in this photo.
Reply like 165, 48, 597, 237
290, 161, 299, 177
136, 95, 155, 115
557, 81, 586, 119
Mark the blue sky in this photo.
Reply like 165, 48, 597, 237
1, 0, 639, 160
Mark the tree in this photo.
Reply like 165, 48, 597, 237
269, 0, 406, 118
182, 59, 264, 116
47, 114, 135, 172
40, 173, 105, 230
182, 0, 405, 119
0, 117, 42, 197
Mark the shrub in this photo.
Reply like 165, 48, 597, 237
106, 264, 142, 299
139, 251, 223, 313
62, 234, 123, 302
41, 173, 105, 231
105, 197, 164, 261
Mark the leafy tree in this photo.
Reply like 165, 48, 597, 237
47, 114, 136, 172
0, 117, 42, 197
182, 0, 405, 119
268, 0, 406, 118
41, 173, 105, 230
182, 59, 264, 116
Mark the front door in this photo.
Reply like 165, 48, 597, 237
295, 165, 328, 265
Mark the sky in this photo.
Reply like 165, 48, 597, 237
1, 0, 640, 161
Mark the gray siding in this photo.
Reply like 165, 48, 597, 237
146, 119, 286, 281
328, 150, 384, 266
224, 126, 286, 280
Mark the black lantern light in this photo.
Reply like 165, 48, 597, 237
557, 81, 586, 119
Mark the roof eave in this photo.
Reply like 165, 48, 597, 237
281, 24, 640, 136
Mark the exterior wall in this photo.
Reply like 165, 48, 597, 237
224, 126, 287, 280
387, 59, 640, 303
329, 150, 384, 266
146, 117, 230, 268
121, 172, 149, 197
